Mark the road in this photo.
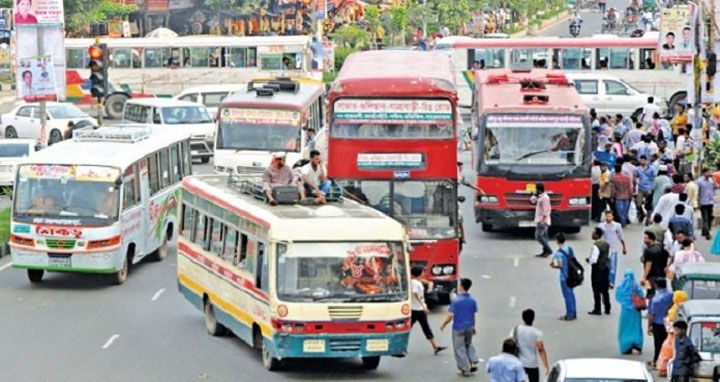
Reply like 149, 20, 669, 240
540, 0, 633, 37
0, 141, 715, 381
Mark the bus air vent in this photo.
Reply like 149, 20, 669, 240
74, 125, 151, 143
328, 306, 363, 321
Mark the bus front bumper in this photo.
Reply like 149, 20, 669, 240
10, 247, 121, 274
475, 207, 589, 229
270, 332, 409, 359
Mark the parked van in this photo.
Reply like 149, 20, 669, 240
122, 98, 215, 163
565, 73, 667, 119
174, 84, 247, 120
0, 139, 38, 187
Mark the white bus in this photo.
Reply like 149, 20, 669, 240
215, 78, 326, 174
10, 126, 192, 284
435, 32, 687, 110
178, 174, 411, 370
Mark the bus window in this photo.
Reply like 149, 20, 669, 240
160, 148, 170, 189
228, 47, 257, 67
261, 53, 297, 70
194, 213, 208, 248
181, 141, 191, 177
551, 49, 560, 69
209, 47, 221, 67
181, 204, 194, 240
148, 153, 160, 195
511, 48, 548, 68
394, 180, 457, 239
144, 48, 169, 68
66, 48, 88, 69
561, 49, 592, 70
111, 48, 132, 68
640, 48, 656, 69
170, 144, 180, 184
596, 49, 609, 70
472, 48, 505, 69
239, 233, 248, 268
223, 228, 239, 265
132, 48, 143, 68
609, 49, 631, 69
209, 219, 224, 254
183, 47, 209, 67
122, 166, 138, 209
257, 242, 268, 292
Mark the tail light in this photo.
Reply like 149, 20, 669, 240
11, 234, 34, 247
87, 235, 121, 249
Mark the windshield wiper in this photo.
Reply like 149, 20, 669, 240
514, 149, 552, 162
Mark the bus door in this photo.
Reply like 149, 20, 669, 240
121, 163, 143, 259
138, 157, 151, 254
255, 242, 267, 292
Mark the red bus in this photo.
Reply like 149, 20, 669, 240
327, 51, 460, 303
473, 69, 591, 233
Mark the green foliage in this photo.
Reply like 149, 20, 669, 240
65, 0, 138, 34
334, 46, 357, 72
434, 0, 472, 34
0, 206, 10, 245
389, 6, 410, 45
0, 0, 11, 8
330, 24, 371, 49
703, 137, 720, 169
322, 71, 337, 83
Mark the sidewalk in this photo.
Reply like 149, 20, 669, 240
510, 10, 571, 37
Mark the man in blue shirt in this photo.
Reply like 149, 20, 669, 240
635, 156, 657, 223
441, 278, 479, 377
487, 339, 527, 382
668, 204, 694, 240
550, 233, 577, 320
647, 278, 673, 368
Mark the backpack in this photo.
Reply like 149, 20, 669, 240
561, 247, 584, 288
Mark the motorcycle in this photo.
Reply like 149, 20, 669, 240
569, 19, 582, 37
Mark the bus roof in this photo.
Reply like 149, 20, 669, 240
439, 32, 658, 49
220, 83, 324, 111
331, 51, 457, 99
182, 174, 406, 242
125, 98, 207, 108
27, 126, 188, 170
475, 69, 588, 114
65, 35, 312, 49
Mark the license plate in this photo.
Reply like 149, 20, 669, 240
366, 339, 389, 352
519, 221, 536, 228
303, 339, 326, 353
48, 256, 71, 268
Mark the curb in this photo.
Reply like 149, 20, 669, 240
510, 11, 570, 38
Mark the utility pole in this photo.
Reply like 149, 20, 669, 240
36, 28, 47, 147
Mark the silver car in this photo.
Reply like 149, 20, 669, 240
547, 358, 654, 382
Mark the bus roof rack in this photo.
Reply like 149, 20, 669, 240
74, 126, 152, 143
226, 171, 344, 204
248, 78, 300, 94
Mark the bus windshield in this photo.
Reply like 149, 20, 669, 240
14, 165, 121, 223
161, 106, 213, 125
217, 107, 301, 151
482, 114, 585, 166
276, 242, 408, 303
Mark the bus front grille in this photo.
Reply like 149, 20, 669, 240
328, 306, 363, 321
328, 338, 362, 352
505, 193, 563, 207
45, 239, 76, 249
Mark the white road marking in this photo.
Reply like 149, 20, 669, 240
509, 296, 516, 308
481, 274, 491, 279
101, 334, 120, 349
0, 261, 13, 272
513, 257, 520, 267
151, 288, 166, 301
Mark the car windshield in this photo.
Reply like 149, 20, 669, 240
482, 114, 585, 165
341, 180, 457, 239
690, 322, 720, 353
217, 107, 301, 152
687, 280, 720, 299
14, 165, 121, 223
161, 106, 213, 124
47, 104, 86, 119
0, 144, 29, 157
276, 242, 408, 303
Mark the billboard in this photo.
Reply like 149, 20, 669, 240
13, 0, 64, 27
15, 27, 65, 101
658, 5, 696, 64
17, 55, 57, 102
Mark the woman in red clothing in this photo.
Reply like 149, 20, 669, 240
14, 0, 38, 24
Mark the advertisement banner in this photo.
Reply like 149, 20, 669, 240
220, 108, 301, 126
322, 40, 335, 72
169, 0, 195, 10
147, 0, 169, 11
333, 99, 453, 124
357, 153, 425, 170
13, 0, 64, 27
15, 26, 65, 101
658, 5, 696, 63
316, 0, 327, 20
0, 8, 10, 29
17, 55, 56, 102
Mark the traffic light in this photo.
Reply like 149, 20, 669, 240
88, 43, 108, 99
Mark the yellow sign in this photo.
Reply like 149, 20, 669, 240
525, 184, 537, 193
303, 339, 326, 353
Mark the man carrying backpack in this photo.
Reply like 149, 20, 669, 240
550, 233, 579, 321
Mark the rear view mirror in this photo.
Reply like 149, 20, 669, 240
458, 196, 466, 203
115, 177, 123, 186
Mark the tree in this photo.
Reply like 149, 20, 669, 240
329, 24, 371, 49
389, 6, 410, 45
364, 4, 382, 48
434, 0, 472, 34
66, 0, 138, 35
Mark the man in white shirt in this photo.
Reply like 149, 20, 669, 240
410, 267, 446, 355
512, 309, 549, 382
652, 192, 693, 227
642, 97, 660, 128
301, 150, 331, 204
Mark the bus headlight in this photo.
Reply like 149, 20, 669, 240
569, 197, 589, 206
443, 265, 455, 275
479, 195, 498, 203
431, 265, 443, 275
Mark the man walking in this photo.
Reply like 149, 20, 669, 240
533, 183, 553, 258
635, 156, 657, 224
512, 309, 549, 382
441, 278, 479, 377
697, 168, 717, 240
671, 320, 701, 382
587, 227, 611, 315
642, 231, 668, 300
611, 164, 633, 227
486, 339, 526, 382
550, 233, 577, 320
597, 210, 627, 288
647, 278, 673, 368
410, 267, 446, 355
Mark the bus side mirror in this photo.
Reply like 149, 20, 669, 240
458, 196, 466, 203
115, 177, 123, 186
405, 242, 414, 253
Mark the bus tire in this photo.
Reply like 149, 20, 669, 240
563, 226, 581, 234
5, 126, 17, 139
48, 129, 63, 145
262, 340, 282, 371
361, 356, 381, 370
149, 234, 169, 262
27, 269, 44, 283
112, 252, 130, 285
201, 156, 211, 164
438, 292, 452, 305
669, 92, 687, 113
204, 299, 227, 337
105, 93, 129, 120
481, 224, 493, 232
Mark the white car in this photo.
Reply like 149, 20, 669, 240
2, 102, 98, 145
122, 98, 215, 163
0, 139, 38, 186
547, 358, 654, 382
174, 84, 247, 120
566, 73, 668, 119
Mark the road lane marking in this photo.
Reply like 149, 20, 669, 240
0, 261, 13, 272
102, 334, 119, 349
509, 296, 516, 308
151, 288, 166, 301
513, 257, 519, 267
481, 274, 491, 279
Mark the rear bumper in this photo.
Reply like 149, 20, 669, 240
475, 207, 589, 229
10, 247, 121, 273
271, 332, 409, 359
190, 136, 214, 158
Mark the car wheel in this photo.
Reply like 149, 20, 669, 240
361, 356, 381, 370
48, 129, 63, 145
4, 126, 17, 139
27, 269, 44, 283
104, 94, 129, 120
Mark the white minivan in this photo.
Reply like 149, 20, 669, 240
174, 84, 247, 120
0, 139, 38, 186
565, 73, 667, 119
122, 98, 215, 163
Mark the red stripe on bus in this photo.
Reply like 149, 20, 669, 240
179, 241, 269, 302
182, 180, 271, 229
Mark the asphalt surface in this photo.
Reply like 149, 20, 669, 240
540, 0, 632, 38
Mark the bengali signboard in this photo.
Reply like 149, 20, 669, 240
220, 108, 301, 126
13, 0, 64, 27
357, 153, 425, 170
19, 164, 120, 182
17, 55, 56, 102
486, 114, 584, 126
658, 5, 696, 64
333, 99, 453, 124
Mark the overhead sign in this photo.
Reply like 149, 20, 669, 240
17, 55, 56, 102
220, 108, 301, 126
13, 0, 64, 27
333, 99, 453, 124
357, 153, 425, 170
486, 114, 584, 127
658, 5, 696, 63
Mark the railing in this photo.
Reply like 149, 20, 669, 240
227, 172, 344, 204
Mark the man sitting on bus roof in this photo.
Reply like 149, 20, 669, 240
302, 150, 331, 205
263, 152, 297, 206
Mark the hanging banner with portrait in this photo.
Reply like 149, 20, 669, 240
658, 4, 697, 64
13, 0, 64, 27
16, 55, 57, 102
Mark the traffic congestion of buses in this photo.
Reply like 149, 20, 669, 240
12, 30, 678, 372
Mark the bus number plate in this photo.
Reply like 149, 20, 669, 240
303, 339, 326, 353
518, 221, 535, 228
49, 256, 71, 268
366, 339, 389, 352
